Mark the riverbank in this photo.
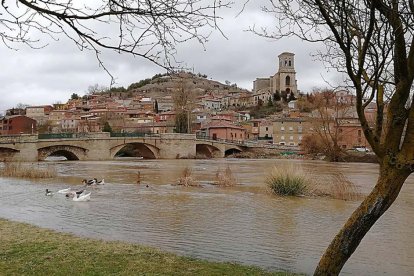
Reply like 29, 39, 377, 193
0, 219, 295, 275
228, 148, 378, 163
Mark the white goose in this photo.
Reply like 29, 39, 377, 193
72, 192, 91, 202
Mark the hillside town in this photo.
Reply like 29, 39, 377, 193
0, 52, 374, 155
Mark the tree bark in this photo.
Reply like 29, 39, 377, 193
314, 163, 410, 275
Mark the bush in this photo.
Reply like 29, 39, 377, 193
214, 166, 237, 187
177, 166, 198, 186
266, 165, 308, 196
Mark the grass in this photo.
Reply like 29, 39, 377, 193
266, 165, 308, 196
0, 219, 296, 276
0, 162, 57, 178
214, 165, 237, 187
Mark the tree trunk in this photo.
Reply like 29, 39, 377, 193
314, 163, 410, 275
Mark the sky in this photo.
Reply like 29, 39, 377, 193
0, 1, 343, 114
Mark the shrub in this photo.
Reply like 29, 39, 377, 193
214, 165, 237, 187
177, 166, 198, 187
0, 162, 57, 178
266, 165, 308, 196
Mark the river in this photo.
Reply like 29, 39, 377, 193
0, 159, 413, 275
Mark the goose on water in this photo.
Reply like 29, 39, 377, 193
45, 189, 53, 196
72, 192, 91, 202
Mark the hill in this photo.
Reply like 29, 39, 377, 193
109, 72, 251, 99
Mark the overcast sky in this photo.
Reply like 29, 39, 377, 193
0, 1, 343, 114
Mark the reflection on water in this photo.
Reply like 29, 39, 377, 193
0, 159, 414, 275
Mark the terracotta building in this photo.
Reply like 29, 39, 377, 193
336, 117, 371, 150
0, 115, 37, 135
199, 120, 246, 142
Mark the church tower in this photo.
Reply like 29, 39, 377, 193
272, 52, 298, 96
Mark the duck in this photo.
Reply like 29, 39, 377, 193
95, 178, 105, 185
82, 179, 97, 186
45, 189, 53, 196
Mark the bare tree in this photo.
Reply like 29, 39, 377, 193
306, 89, 354, 161
254, 1, 414, 275
1, 1, 230, 80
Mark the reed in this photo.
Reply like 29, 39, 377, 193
177, 166, 198, 186
215, 165, 237, 187
328, 172, 362, 201
0, 162, 57, 178
266, 164, 308, 196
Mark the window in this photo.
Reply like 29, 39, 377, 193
358, 130, 362, 137
285, 76, 291, 86
289, 60, 292, 66
299, 136, 303, 141
298, 126, 303, 133
290, 136, 293, 140
289, 142, 295, 146
289, 126, 293, 131
281, 126, 285, 131
266, 127, 268, 131
281, 136, 285, 140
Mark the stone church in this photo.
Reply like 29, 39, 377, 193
253, 52, 298, 97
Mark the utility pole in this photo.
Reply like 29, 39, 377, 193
187, 108, 190, 134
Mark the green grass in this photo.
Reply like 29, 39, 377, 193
266, 165, 308, 196
0, 219, 296, 276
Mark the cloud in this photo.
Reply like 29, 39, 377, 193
0, 1, 339, 113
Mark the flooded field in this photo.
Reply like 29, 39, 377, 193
0, 159, 413, 275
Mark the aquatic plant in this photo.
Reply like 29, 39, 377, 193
177, 166, 198, 186
0, 162, 56, 178
266, 165, 308, 196
214, 165, 237, 187
328, 172, 361, 201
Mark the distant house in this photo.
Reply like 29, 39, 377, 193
199, 119, 246, 142
0, 115, 37, 135
336, 117, 370, 150
26, 105, 53, 125
259, 120, 273, 140
272, 117, 310, 146
157, 111, 176, 122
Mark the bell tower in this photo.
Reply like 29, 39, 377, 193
272, 52, 298, 96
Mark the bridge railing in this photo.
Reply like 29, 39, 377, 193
38, 133, 74, 139
110, 132, 161, 138
38, 132, 112, 139
195, 135, 247, 145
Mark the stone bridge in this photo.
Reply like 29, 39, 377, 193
0, 133, 247, 162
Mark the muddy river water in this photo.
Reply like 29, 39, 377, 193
0, 159, 413, 275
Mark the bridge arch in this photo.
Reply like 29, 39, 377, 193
0, 147, 20, 161
196, 144, 222, 158
224, 147, 243, 157
110, 142, 160, 159
38, 145, 88, 161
